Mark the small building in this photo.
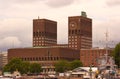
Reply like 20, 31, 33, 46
71, 67, 98, 79
0, 52, 8, 70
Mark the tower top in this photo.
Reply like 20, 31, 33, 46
81, 11, 87, 17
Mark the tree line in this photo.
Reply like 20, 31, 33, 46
3, 58, 83, 74
3, 58, 42, 74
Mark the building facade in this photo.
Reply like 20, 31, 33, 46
68, 12, 92, 50
8, 47, 80, 73
80, 48, 113, 67
33, 19, 57, 47
0, 52, 8, 70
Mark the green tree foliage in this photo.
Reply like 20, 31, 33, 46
55, 60, 70, 73
55, 60, 83, 73
21, 61, 30, 74
70, 60, 83, 70
3, 58, 23, 73
3, 58, 42, 74
30, 63, 42, 74
112, 43, 120, 68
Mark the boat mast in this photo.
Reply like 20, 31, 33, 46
105, 30, 108, 61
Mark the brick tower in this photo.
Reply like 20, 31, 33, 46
33, 18, 57, 47
68, 12, 92, 50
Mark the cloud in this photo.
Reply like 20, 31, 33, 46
12, 0, 41, 3
0, 18, 31, 35
0, 0, 45, 10
0, 18, 32, 51
106, 0, 120, 6
0, 37, 21, 51
1, 0, 43, 4
45, 0, 75, 8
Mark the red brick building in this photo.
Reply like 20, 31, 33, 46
80, 48, 113, 67
33, 19, 57, 47
68, 12, 92, 50
8, 47, 80, 73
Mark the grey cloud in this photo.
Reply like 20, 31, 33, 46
106, 0, 120, 6
0, 18, 32, 51
45, 0, 75, 8
0, 36, 21, 51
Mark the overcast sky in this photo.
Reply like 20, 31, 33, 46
0, 0, 120, 51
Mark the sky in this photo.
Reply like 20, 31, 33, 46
0, 0, 120, 51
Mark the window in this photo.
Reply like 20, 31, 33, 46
75, 30, 77, 34
69, 30, 71, 34
75, 39, 77, 41
54, 57, 56, 60
75, 45, 77, 47
72, 30, 74, 34
30, 58, 32, 61
38, 32, 40, 36
39, 57, 41, 61
75, 42, 77, 44
24, 58, 26, 61
42, 57, 44, 61
72, 42, 74, 44
75, 36, 77, 38
36, 57, 38, 61
33, 57, 35, 61
69, 36, 71, 38
57, 57, 59, 60
33, 32, 36, 36
45, 57, 47, 60
36, 32, 39, 37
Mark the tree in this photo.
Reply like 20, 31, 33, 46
21, 61, 30, 74
55, 60, 70, 73
112, 43, 120, 68
3, 58, 23, 73
70, 60, 83, 70
30, 63, 42, 74
3, 58, 42, 74
55, 60, 83, 73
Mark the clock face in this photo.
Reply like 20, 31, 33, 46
70, 22, 77, 29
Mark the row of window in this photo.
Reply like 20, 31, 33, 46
80, 52, 105, 56
69, 30, 91, 35
33, 40, 56, 44
69, 36, 78, 38
21, 57, 60, 61
33, 44, 45, 46
69, 30, 81, 35
33, 32, 56, 37
69, 45, 78, 48
69, 39, 78, 41
33, 37, 57, 41
69, 42, 77, 44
